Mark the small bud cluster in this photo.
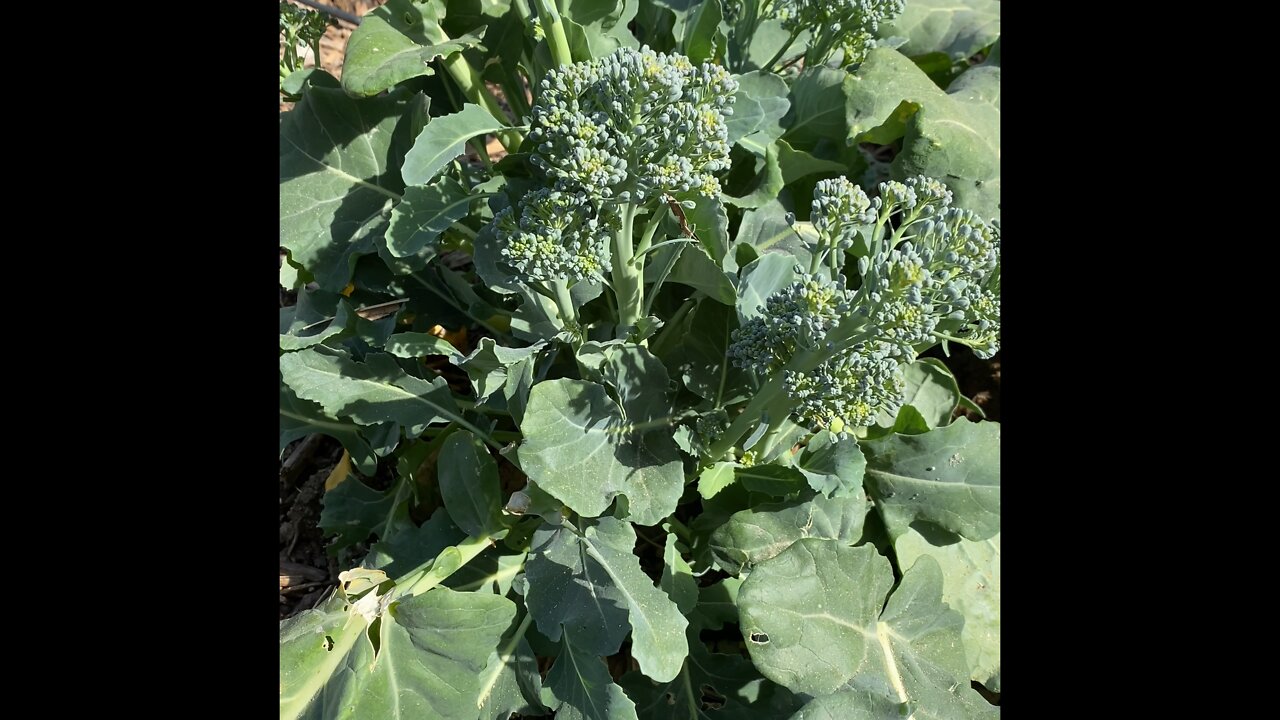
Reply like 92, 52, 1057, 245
773, 0, 905, 65
785, 342, 904, 435
728, 272, 854, 376
492, 189, 616, 283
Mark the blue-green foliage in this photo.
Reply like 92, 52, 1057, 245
728, 173, 1000, 436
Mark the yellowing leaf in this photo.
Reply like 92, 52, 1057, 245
324, 450, 352, 492
341, 282, 356, 297
428, 324, 469, 352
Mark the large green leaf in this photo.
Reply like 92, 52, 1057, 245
368, 506, 466, 579
796, 431, 867, 498
735, 200, 817, 268
782, 67, 856, 151
787, 690, 904, 719
709, 493, 867, 574
845, 49, 1000, 219
660, 531, 698, 614
895, 527, 1000, 692
280, 349, 464, 431
861, 418, 1000, 540
341, 7, 477, 97
438, 431, 507, 537
518, 378, 684, 525
385, 176, 475, 261
525, 517, 690, 682
545, 629, 641, 720
477, 612, 551, 720
320, 478, 399, 550
667, 300, 753, 406
402, 104, 510, 186
681, 0, 724, 64
384, 331, 466, 361
729, 71, 791, 155
280, 72, 413, 291
620, 631, 804, 719
886, 359, 961, 430
881, 0, 1001, 61
280, 384, 381, 475
280, 594, 371, 719
738, 542, 997, 717
280, 587, 517, 719
723, 144, 783, 209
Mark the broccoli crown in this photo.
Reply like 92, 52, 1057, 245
785, 343, 904, 436
728, 173, 1001, 433
526, 46, 737, 201
492, 189, 615, 283
773, 0, 905, 65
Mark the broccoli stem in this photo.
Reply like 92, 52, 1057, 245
395, 534, 494, 599
550, 279, 577, 327
532, 0, 574, 68
612, 202, 644, 336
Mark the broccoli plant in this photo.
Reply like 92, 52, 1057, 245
279, 1, 1002, 718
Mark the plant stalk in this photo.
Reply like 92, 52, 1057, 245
611, 202, 643, 336
531, 0, 574, 68
395, 534, 493, 599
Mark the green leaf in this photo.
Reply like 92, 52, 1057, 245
385, 176, 475, 261
892, 360, 961, 429
736, 200, 816, 267
786, 689, 904, 719
681, 0, 723, 64
439, 431, 508, 537
280, 300, 357, 351
320, 478, 399, 550
777, 139, 847, 184
648, 242, 737, 305
698, 461, 738, 500
545, 629, 640, 720
709, 493, 867, 574
280, 349, 465, 431
280, 384, 381, 475
620, 631, 804, 719
783, 67, 856, 151
668, 300, 753, 406
881, 0, 1001, 61
461, 338, 545, 401
367, 587, 518, 719
519, 378, 684, 525
729, 71, 791, 155
683, 194, 731, 264
476, 612, 552, 720
341, 12, 475, 97
280, 72, 412, 291
526, 517, 690, 682
402, 104, 510, 186
738, 542, 997, 717
660, 531, 698, 614
384, 331, 466, 361
737, 252, 798, 323
279, 594, 371, 719
845, 49, 1000, 218
796, 430, 867, 498
723, 144, 783, 209
861, 418, 1000, 540
894, 526, 1001, 692
689, 576, 741, 630
280, 587, 517, 720
735, 464, 808, 497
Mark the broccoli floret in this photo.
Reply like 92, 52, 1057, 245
724, 173, 1000, 439
526, 46, 737, 201
492, 189, 615, 284
774, 0, 905, 67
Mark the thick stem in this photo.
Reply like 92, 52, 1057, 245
764, 29, 801, 71
395, 534, 493, 599
611, 202, 643, 336
531, 0, 574, 68
551, 279, 577, 327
